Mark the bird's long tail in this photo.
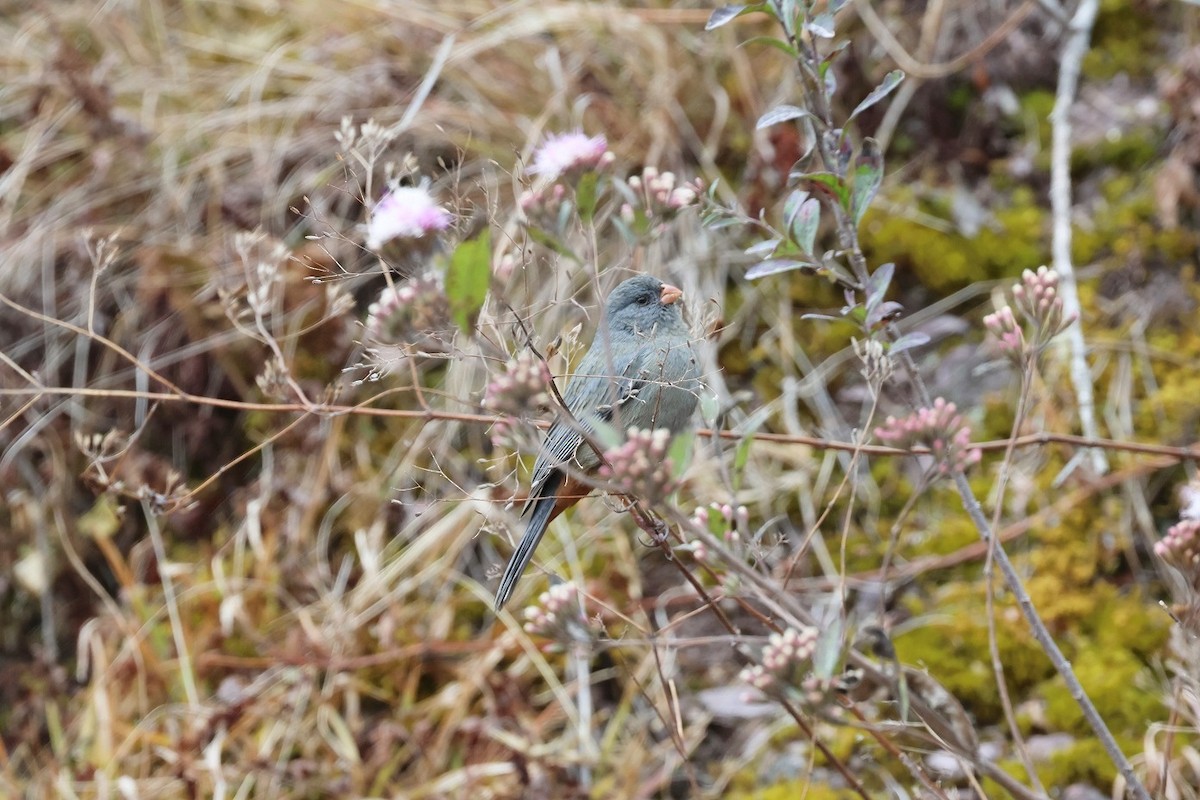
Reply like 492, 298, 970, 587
495, 471, 562, 610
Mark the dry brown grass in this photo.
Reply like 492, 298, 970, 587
3, 1, 1200, 798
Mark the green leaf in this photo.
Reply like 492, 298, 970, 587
782, 188, 808, 222
806, 11, 835, 38
576, 172, 599, 223
745, 258, 817, 280
667, 429, 695, 476
756, 104, 812, 129
850, 137, 883, 226
888, 332, 930, 355
526, 227, 581, 262
779, 0, 799, 36
864, 260, 894, 314
732, 405, 770, 492
789, 197, 820, 255
739, 35, 798, 58
445, 230, 491, 334
813, 616, 844, 679
699, 392, 720, 428
744, 237, 782, 257
849, 69, 905, 122
705, 4, 764, 30
800, 172, 849, 211
823, 64, 837, 97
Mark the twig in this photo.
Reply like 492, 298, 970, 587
985, 367, 1047, 794
6, 385, 1199, 462
951, 465, 1148, 799
140, 498, 200, 710
1050, 0, 1108, 476
852, 0, 1039, 80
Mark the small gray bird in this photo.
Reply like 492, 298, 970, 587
495, 275, 701, 610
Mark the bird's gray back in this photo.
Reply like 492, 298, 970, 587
526, 326, 699, 506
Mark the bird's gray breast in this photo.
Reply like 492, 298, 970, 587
612, 332, 700, 435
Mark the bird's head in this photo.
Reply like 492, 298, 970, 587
604, 275, 688, 335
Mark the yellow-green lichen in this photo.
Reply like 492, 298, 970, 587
859, 187, 1048, 293
1082, 0, 1161, 80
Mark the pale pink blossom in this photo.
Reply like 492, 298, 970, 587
875, 398, 981, 475
738, 626, 819, 693
530, 131, 612, 179
1156, 518, 1200, 572
626, 166, 703, 215
599, 427, 678, 504
983, 305, 1025, 357
366, 185, 452, 249
483, 350, 552, 417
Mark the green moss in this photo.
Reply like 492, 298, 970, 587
923, 515, 982, 558
1070, 129, 1162, 175
859, 187, 1048, 293
1042, 736, 1128, 789
1080, 591, 1169, 661
1019, 89, 1056, 145
727, 781, 862, 800
894, 589, 1053, 725
1082, 0, 1161, 80
1040, 645, 1163, 735
1072, 175, 1200, 272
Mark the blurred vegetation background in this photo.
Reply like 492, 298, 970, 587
2, 0, 1199, 797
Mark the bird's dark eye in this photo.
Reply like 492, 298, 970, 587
637, 294, 652, 305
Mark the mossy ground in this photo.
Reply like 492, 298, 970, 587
3, 0, 1199, 798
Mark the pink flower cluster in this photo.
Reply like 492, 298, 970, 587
874, 397, 982, 475
1013, 266, 1074, 335
689, 502, 750, 562
692, 502, 749, 540
365, 185, 453, 250
522, 583, 589, 645
984, 266, 1079, 360
1156, 520, 1200, 570
599, 427, 679, 504
620, 167, 704, 223
1153, 477, 1200, 589
529, 131, 614, 180
517, 182, 569, 227
1155, 518, 1200, 593
739, 626, 819, 692
483, 350, 552, 416
983, 305, 1024, 357
363, 273, 449, 343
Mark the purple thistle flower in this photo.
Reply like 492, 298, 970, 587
529, 131, 612, 179
366, 185, 453, 250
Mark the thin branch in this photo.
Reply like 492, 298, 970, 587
951, 466, 1149, 800
851, 0, 1039, 79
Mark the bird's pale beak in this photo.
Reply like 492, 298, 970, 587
660, 283, 683, 305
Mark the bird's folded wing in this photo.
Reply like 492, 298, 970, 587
522, 343, 651, 515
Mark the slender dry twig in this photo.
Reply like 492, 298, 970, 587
985, 367, 1048, 795
852, 0, 1039, 80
